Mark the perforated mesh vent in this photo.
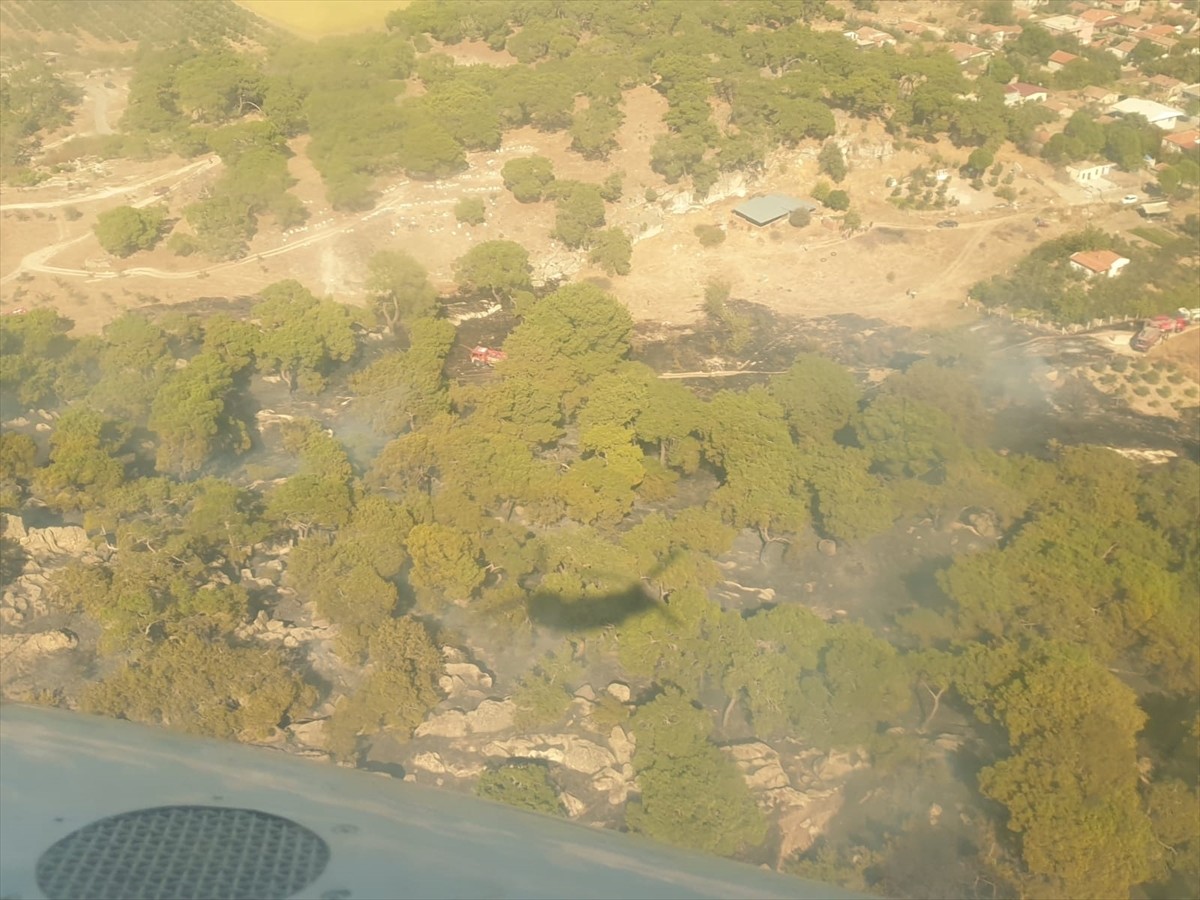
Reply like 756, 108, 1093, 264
35, 805, 330, 900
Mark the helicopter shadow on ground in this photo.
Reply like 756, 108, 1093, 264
526, 582, 682, 633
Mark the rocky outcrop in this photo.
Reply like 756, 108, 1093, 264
285, 719, 330, 752
1, 514, 109, 627
413, 699, 517, 739
474, 734, 636, 806
405, 700, 639, 808
481, 735, 616, 775
723, 741, 870, 867
437, 646, 494, 700
560, 792, 587, 818
234, 610, 338, 649
2, 515, 93, 559
1, 571, 54, 628
410, 751, 486, 779
590, 766, 635, 806
608, 725, 635, 766
0, 630, 78, 687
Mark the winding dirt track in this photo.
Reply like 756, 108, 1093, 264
0, 157, 220, 213
1, 141, 1025, 311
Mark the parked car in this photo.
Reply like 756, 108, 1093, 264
1121, 194, 1139, 205
936, 220, 959, 229
1131, 323, 1163, 352
1178, 307, 1200, 323
1152, 314, 1188, 334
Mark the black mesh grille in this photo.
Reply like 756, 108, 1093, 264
35, 806, 330, 900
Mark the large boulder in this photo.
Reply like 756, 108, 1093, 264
235, 611, 338, 648
560, 793, 588, 818
439, 661, 494, 699
481, 737, 566, 766
812, 749, 868, 782
23, 525, 92, 559
608, 725, 635, 766
0, 630, 78, 687
2, 514, 27, 543
591, 767, 634, 806
775, 789, 845, 862
561, 738, 616, 775
725, 741, 777, 764
414, 710, 471, 739
286, 719, 330, 751
410, 752, 485, 779
605, 682, 631, 703
2, 572, 53, 627
724, 741, 790, 793
415, 700, 516, 739
463, 699, 515, 734
746, 760, 790, 792
479, 735, 616, 774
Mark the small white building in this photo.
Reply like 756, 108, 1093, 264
842, 26, 897, 48
1069, 249, 1130, 278
1039, 15, 1095, 45
1067, 161, 1117, 182
1004, 82, 1049, 106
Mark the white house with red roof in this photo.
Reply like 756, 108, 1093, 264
1047, 50, 1080, 72
948, 42, 993, 65
1080, 8, 1120, 29
1069, 249, 1130, 278
1162, 129, 1200, 153
1005, 82, 1049, 105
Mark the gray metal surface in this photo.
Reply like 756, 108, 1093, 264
35, 805, 329, 900
0, 705, 874, 900
731, 194, 815, 226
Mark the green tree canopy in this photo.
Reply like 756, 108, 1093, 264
550, 180, 607, 249
253, 280, 357, 392
324, 615, 442, 761
476, 763, 564, 815
588, 227, 633, 276
81, 633, 314, 741
501, 155, 556, 202
769, 354, 862, 443
626, 688, 767, 858
366, 250, 439, 333
501, 282, 634, 414
93, 205, 167, 258
818, 140, 847, 182
454, 240, 533, 302
148, 352, 249, 477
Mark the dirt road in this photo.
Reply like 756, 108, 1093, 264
0, 157, 219, 213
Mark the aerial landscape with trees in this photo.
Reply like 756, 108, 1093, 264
0, 1, 1198, 898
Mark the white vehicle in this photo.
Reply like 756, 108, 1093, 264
1121, 194, 1139, 205
1179, 307, 1200, 323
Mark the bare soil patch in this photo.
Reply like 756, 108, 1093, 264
0, 82, 1154, 339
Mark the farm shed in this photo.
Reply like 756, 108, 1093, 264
731, 194, 817, 227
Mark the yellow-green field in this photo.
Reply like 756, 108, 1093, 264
235, 0, 410, 40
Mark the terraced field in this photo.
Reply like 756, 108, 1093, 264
0, 0, 277, 45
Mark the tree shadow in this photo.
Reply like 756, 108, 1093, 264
901, 555, 955, 611
527, 582, 679, 632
